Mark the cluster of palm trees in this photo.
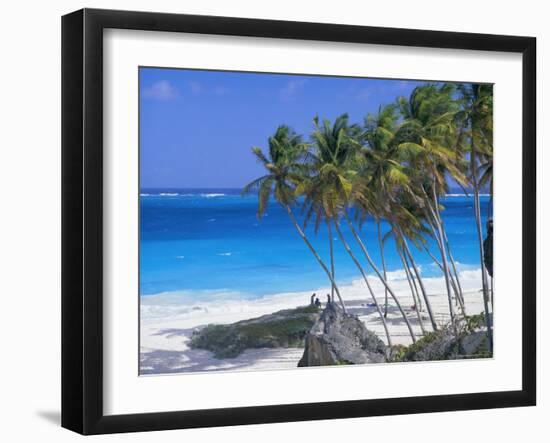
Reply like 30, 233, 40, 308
243, 82, 493, 351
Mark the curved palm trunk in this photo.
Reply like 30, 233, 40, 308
376, 220, 389, 317
401, 237, 438, 331
398, 246, 426, 335
342, 212, 417, 343
327, 221, 335, 300
423, 244, 465, 315
402, 245, 422, 312
442, 228, 465, 308
332, 221, 394, 346
427, 184, 457, 328
284, 205, 347, 313
471, 146, 493, 352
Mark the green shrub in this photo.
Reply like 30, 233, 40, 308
190, 306, 320, 358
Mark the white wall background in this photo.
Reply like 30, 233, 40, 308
0, 0, 545, 441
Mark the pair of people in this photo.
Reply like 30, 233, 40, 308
310, 293, 322, 308
310, 293, 334, 308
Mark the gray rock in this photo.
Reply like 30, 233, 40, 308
398, 314, 491, 362
460, 330, 487, 355
298, 302, 386, 367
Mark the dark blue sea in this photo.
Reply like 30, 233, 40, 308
140, 189, 490, 300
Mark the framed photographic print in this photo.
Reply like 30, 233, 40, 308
61, 8, 536, 435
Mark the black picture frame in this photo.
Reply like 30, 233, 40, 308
61, 8, 537, 435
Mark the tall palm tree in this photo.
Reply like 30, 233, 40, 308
455, 83, 494, 351
363, 104, 400, 317
389, 198, 440, 331
242, 125, 347, 311
396, 84, 468, 329
359, 104, 438, 331
301, 114, 415, 345
376, 220, 389, 316
479, 148, 493, 219
397, 244, 427, 335
299, 115, 361, 310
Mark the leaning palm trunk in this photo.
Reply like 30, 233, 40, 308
424, 217, 463, 309
376, 220, 389, 317
402, 246, 422, 311
284, 205, 347, 312
394, 226, 438, 331
332, 220, 395, 346
397, 246, 426, 335
442, 228, 465, 308
423, 244, 465, 315
342, 211, 417, 343
470, 146, 494, 352
425, 184, 457, 328
327, 221, 336, 300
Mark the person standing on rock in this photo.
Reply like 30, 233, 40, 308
326, 294, 332, 305
483, 219, 493, 277
314, 297, 322, 309
310, 293, 317, 305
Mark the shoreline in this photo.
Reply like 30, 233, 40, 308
140, 269, 486, 375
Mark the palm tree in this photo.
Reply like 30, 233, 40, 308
362, 104, 400, 317
243, 82, 493, 353
389, 199, 440, 331
300, 114, 415, 345
478, 147, 494, 306
397, 243, 427, 335
242, 125, 347, 311
376, 220, 389, 316
299, 114, 397, 343
299, 115, 361, 311
377, 216, 428, 335
479, 149, 493, 219
359, 104, 438, 331
396, 84, 468, 329
455, 83, 494, 351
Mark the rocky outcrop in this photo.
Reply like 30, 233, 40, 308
298, 302, 386, 367
190, 305, 321, 358
394, 313, 491, 362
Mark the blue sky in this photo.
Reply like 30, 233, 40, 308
139, 67, 432, 189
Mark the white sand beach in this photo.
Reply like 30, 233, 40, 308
140, 269, 486, 375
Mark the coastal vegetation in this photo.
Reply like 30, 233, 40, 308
190, 302, 490, 364
243, 82, 494, 354
190, 305, 321, 358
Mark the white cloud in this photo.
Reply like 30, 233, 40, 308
144, 79, 231, 99
189, 81, 231, 96
279, 79, 307, 101
142, 80, 178, 100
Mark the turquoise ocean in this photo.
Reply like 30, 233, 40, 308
140, 189, 490, 302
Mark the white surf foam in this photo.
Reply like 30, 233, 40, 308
140, 268, 483, 324
202, 193, 225, 198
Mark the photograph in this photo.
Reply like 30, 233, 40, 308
138, 67, 494, 375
